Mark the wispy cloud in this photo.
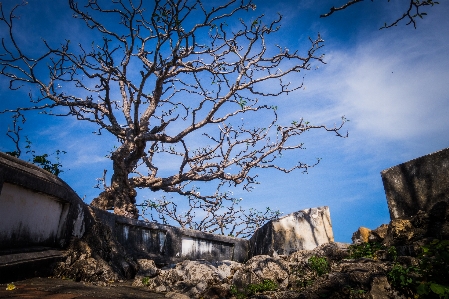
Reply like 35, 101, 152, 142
293, 20, 449, 145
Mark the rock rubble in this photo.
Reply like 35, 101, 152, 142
52, 200, 449, 298
135, 200, 448, 298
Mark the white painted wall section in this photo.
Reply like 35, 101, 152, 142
159, 231, 166, 253
181, 236, 213, 257
0, 183, 66, 245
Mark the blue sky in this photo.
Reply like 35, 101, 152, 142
1, 0, 448, 242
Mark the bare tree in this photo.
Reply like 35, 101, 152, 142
5, 112, 25, 158
0, 0, 346, 219
322, 0, 439, 29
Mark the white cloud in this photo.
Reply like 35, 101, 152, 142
295, 22, 449, 145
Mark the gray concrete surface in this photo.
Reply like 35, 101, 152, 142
381, 147, 449, 219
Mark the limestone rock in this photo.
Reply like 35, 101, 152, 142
53, 217, 137, 284
369, 224, 389, 243
287, 242, 349, 269
232, 255, 290, 290
311, 242, 350, 261
144, 259, 241, 298
250, 206, 334, 257
295, 258, 390, 299
351, 226, 371, 244
132, 259, 161, 287
368, 276, 393, 299
165, 292, 190, 299
384, 219, 414, 246
382, 201, 449, 248
137, 259, 160, 277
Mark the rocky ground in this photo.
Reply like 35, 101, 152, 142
46, 200, 448, 299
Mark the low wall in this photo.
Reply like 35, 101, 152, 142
381, 147, 449, 219
1, 152, 334, 282
0, 152, 248, 270
92, 208, 249, 264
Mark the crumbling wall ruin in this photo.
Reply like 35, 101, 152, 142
0, 151, 342, 284
381, 147, 449, 219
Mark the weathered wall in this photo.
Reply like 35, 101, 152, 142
0, 152, 91, 282
0, 152, 88, 250
381, 147, 449, 219
93, 207, 249, 264
0, 152, 248, 267
1, 151, 334, 280
0, 183, 67, 248
249, 206, 334, 257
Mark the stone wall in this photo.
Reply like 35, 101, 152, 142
0, 152, 87, 250
0, 152, 334, 282
0, 152, 248, 269
92, 207, 249, 264
381, 147, 449, 219
249, 206, 334, 257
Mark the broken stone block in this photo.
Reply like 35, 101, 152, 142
368, 224, 389, 243
381, 147, 449, 219
351, 227, 371, 244
232, 255, 289, 290
249, 206, 334, 257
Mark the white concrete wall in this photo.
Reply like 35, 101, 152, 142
181, 236, 213, 257
0, 183, 67, 247
181, 235, 235, 260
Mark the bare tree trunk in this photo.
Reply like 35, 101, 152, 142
91, 142, 143, 219
110, 158, 138, 218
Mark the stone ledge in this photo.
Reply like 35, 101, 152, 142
0, 248, 65, 283
0, 248, 64, 266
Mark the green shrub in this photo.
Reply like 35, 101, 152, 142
387, 239, 449, 298
247, 279, 277, 295
349, 242, 384, 259
230, 285, 246, 299
416, 239, 449, 298
387, 244, 398, 261
308, 256, 329, 276
230, 279, 278, 298
141, 276, 150, 285
387, 263, 418, 291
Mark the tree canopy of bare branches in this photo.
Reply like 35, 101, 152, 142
0, 0, 346, 220
322, 0, 439, 29
139, 195, 282, 238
